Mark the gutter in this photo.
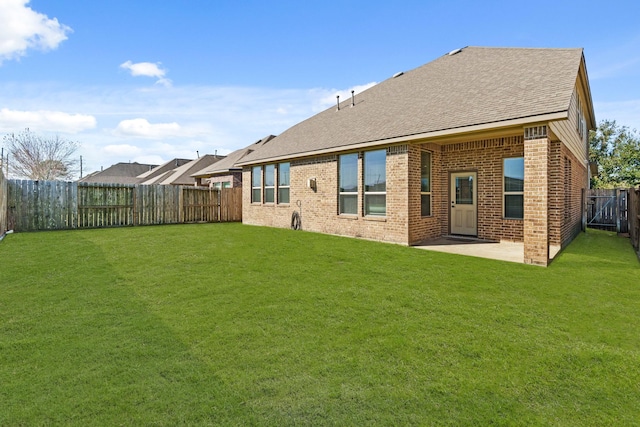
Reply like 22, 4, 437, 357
236, 111, 568, 166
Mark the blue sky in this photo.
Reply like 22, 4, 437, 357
1, 0, 639, 176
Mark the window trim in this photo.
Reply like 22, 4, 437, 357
338, 153, 358, 215
264, 164, 275, 204
277, 162, 290, 205
420, 150, 432, 217
503, 157, 524, 220
363, 149, 387, 217
251, 165, 262, 203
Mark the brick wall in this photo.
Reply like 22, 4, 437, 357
523, 137, 550, 265
242, 133, 584, 256
242, 147, 410, 244
560, 143, 588, 246
435, 136, 525, 243
408, 143, 443, 244
209, 172, 242, 188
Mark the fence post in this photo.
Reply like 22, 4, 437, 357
133, 186, 138, 226
615, 188, 620, 233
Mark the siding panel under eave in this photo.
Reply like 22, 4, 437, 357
549, 88, 589, 166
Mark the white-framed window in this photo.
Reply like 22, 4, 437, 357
421, 151, 431, 216
364, 149, 386, 216
264, 164, 275, 203
222, 181, 231, 189
278, 162, 290, 204
339, 153, 358, 214
251, 166, 262, 203
503, 157, 524, 219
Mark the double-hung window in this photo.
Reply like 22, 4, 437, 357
277, 162, 290, 204
503, 157, 524, 219
421, 151, 431, 216
264, 164, 275, 203
364, 149, 386, 216
251, 166, 262, 203
339, 153, 358, 214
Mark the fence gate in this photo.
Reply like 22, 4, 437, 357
586, 188, 629, 233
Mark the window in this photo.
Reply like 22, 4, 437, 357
564, 157, 571, 222
339, 153, 358, 214
213, 182, 222, 190
364, 149, 386, 216
264, 164, 275, 203
503, 157, 524, 219
421, 151, 431, 216
278, 162, 290, 204
251, 166, 261, 203
222, 181, 231, 189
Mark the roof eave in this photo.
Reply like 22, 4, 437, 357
236, 111, 568, 166
191, 167, 241, 178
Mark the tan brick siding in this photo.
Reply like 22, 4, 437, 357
208, 172, 242, 188
523, 137, 550, 265
243, 133, 586, 256
243, 149, 409, 244
561, 143, 588, 246
436, 136, 525, 243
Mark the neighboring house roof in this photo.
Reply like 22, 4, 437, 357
150, 155, 225, 185
139, 170, 174, 185
79, 162, 157, 184
192, 135, 276, 177
137, 158, 192, 181
237, 47, 595, 165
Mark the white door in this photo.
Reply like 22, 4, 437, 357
450, 172, 477, 236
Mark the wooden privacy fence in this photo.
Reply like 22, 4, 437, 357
6, 180, 242, 232
629, 188, 640, 254
586, 188, 629, 233
0, 169, 7, 235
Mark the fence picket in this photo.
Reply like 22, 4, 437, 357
5, 180, 242, 232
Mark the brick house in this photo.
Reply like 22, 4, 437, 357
192, 136, 275, 188
237, 47, 596, 266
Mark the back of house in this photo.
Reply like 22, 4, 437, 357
238, 47, 595, 266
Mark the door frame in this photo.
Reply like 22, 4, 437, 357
449, 170, 478, 236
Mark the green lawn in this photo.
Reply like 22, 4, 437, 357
1, 224, 639, 425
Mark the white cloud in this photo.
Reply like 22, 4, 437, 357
120, 60, 172, 87
0, 108, 96, 133
103, 144, 142, 157
114, 118, 182, 138
0, 0, 71, 64
0, 81, 378, 175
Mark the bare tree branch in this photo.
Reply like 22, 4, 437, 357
2, 129, 79, 180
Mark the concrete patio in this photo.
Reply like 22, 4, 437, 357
414, 236, 561, 264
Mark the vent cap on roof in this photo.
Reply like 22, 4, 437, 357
392, 71, 404, 78
448, 48, 463, 56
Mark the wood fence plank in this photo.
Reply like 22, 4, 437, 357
4, 180, 242, 232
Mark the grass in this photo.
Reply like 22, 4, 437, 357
1, 224, 639, 425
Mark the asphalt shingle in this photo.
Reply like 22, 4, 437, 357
239, 47, 586, 164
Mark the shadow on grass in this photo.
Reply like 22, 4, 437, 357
552, 228, 640, 270
0, 230, 245, 426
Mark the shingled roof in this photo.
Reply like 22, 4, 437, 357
238, 47, 593, 165
192, 135, 276, 177
149, 155, 225, 185
79, 162, 157, 184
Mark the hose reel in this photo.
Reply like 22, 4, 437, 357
291, 200, 302, 230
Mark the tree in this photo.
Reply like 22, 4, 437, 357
2, 129, 79, 180
589, 120, 640, 188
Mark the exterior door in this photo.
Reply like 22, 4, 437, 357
450, 172, 477, 235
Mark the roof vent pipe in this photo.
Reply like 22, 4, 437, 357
336, 95, 340, 111
351, 90, 355, 107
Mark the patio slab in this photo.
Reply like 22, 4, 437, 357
414, 236, 561, 264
